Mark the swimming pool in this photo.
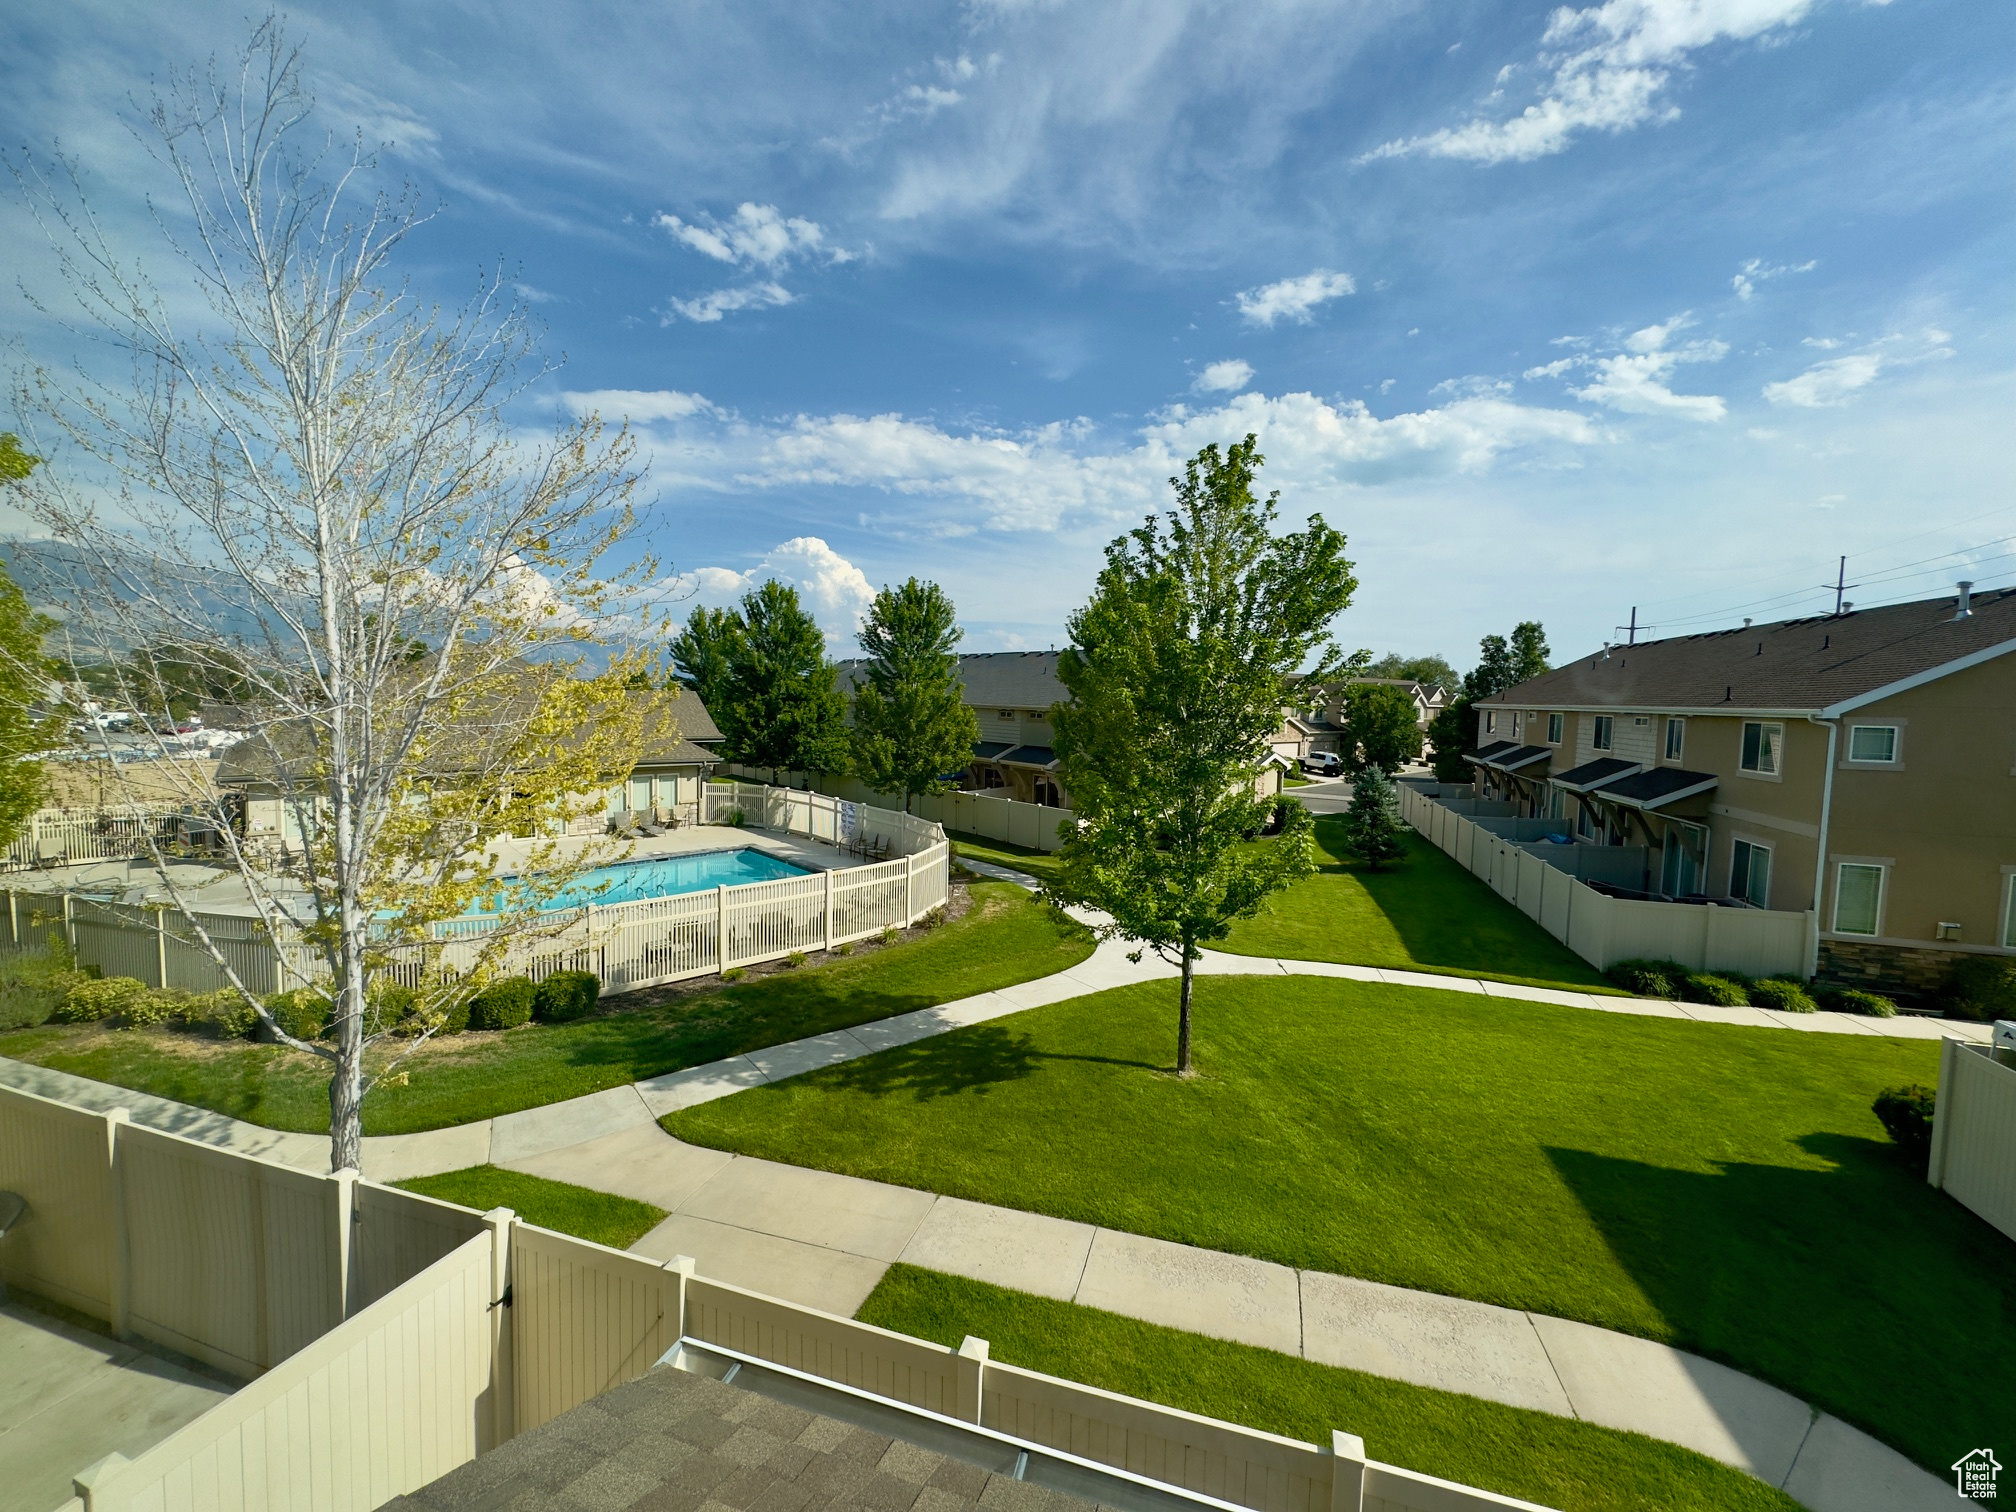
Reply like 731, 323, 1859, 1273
485, 848, 816, 912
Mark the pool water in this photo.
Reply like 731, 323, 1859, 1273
486, 848, 816, 912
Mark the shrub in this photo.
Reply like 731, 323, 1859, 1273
879, 925, 899, 947
785, 950, 808, 969
114, 989, 183, 1029
1681, 973, 1752, 1007
467, 975, 536, 1030
832, 942, 854, 957
1749, 976, 1817, 1014
920, 906, 947, 930
263, 988, 331, 1041
1941, 955, 2016, 1023
180, 989, 258, 1038
533, 970, 600, 1024
0, 948, 88, 1030
1830, 988, 1897, 1018
721, 966, 746, 982
1605, 958, 1687, 999
55, 976, 151, 1023
719, 806, 746, 827
1873, 1084, 1936, 1163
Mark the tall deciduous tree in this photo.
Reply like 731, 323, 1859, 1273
670, 604, 742, 714
0, 438, 55, 840
850, 579, 979, 812
7, 25, 661, 1172
1363, 652, 1457, 689
1428, 620, 1550, 781
1051, 436, 1356, 1074
1341, 682, 1423, 775
719, 581, 850, 783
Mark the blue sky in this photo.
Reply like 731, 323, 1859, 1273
3, 0, 2010, 670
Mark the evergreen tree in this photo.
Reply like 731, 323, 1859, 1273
719, 581, 850, 782
1342, 766, 1408, 870
850, 578, 980, 812
670, 604, 742, 714
1052, 436, 1357, 1073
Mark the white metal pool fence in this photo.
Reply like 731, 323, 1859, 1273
0, 784, 951, 1000
0, 807, 189, 872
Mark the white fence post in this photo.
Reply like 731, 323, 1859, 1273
63, 892, 76, 955
1927, 1035, 1958, 1189
716, 884, 730, 972
153, 908, 168, 991
1328, 1431, 1366, 1512
824, 869, 835, 953
956, 1335, 988, 1424
905, 852, 916, 923
104, 1105, 131, 1340
666, 1252, 696, 1338
1699, 902, 1718, 972
330, 1167, 358, 1320
484, 1207, 516, 1449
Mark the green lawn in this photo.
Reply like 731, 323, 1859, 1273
666, 975, 2010, 1474
394, 1165, 667, 1249
1221, 819, 1620, 992
948, 831, 1063, 886
861, 1266, 1799, 1512
0, 881, 1093, 1135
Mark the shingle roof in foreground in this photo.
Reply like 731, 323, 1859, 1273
384, 1363, 1105, 1512
1482, 587, 2016, 713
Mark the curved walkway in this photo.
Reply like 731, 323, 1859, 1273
0, 865, 1978, 1512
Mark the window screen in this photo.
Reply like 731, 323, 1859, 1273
1833, 863, 1885, 936
1730, 840, 1771, 908
1741, 722, 1782, 774
1848, 725, 1897, 762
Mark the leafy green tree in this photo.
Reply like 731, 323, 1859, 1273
1341, 682, 1423, 774
0, 440, 56, 838
1051, 436, 1356, 1074
850, 578, 980, 812
1342, 766, 1408, 870
1364, 652, 1458, 688
720, 581, 850, 782
670, 604, 742, 714
1429, 620, 1550, 781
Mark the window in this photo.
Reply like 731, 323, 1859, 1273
1592, 715, 1613, 751
1740, 721, 1783, 775
1833, 863, 1886, 936
1664, 718, 1685, 761
1730, 839, 1772, 908
1512, 712, 1522, 736
2004, 875, 2016, 949
1547, 712, 1564, 744
1848, 725, 1898, 763
1485, 711, 1497, 734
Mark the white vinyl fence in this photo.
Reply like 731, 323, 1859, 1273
11, 1092, 1553, 1512
1928, 1037, 2016, 1243
0, 807, 186, 872
1398, 783, 1809, 978
731, 768, 1077, 853
0, 784, 951, 1000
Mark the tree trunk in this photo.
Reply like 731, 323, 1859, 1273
1176, 946, 1194, 1074
328, 1025, 364, 1172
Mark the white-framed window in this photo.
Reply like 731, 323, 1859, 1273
1664, 718, 1685, 761
1730, 839, 1772, 908
1833, 862, 1887, 936
1740, 721, 1783, 776
1485, 710, 1497, 734
1847, 724, 1899, 763
1593, 715, 1614, 751
1512, 711, 1523, 737
1547, 712, 1564, 744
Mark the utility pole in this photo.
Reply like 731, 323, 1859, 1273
1613, 607, 1641, 646
1821, 556, 1860, 616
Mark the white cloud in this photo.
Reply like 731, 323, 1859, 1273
560, 389, 720, 423
661, 537, 876, 643
1193, 359, 1255, 393
1763, 353, 1884, 407
1731, 257, 1817, 300
1365, 0, 1830, 165
666, 282, 795, 324
1236, 270, 1355, 326
1528, 314, 1728, 421
655, 203, 835, 269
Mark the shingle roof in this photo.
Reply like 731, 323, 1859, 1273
836, 651, 1065, 711
1482, 587, 2016, 713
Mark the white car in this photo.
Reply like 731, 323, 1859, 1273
1301, 751, 1343, 776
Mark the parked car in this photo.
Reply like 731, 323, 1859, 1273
1301, 751, 1343, 776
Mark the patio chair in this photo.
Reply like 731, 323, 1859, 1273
871, 836, 891, 862
0, 1191, 24, 1306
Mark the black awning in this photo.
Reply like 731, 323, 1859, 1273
972, 741, 1015, 760
1550, 757, 1641, 792
1473, 744, 1551, 772
1600, 767, 1718, 810
1470, 739, 1520, 762
998, 744, 1059, 768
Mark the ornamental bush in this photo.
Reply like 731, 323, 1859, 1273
532, 970, 600, 1024
1828, 987, 1898, 1018
468, 975, 536, 1031
1605, 958, 1686, 999
1749, 976, 1817, 1013
55, 976, 151, 1023
180, 989, 258, 1038
1873, 1084, 1936, 1163
263, 987, 331, 1040
1941, 955, 2016, 1023
1681, 973, 1752, 1007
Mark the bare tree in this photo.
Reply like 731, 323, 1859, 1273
7, 22, 664, 1171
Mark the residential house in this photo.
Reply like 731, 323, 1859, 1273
1274, 678, 1449, 764
1471, 584, 2016, 998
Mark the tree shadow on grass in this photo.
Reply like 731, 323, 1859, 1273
815, 1025, 1165, 1101
1545, 1134, 2016, 1474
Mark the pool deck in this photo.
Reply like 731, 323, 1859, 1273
2, 824, 875, 918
